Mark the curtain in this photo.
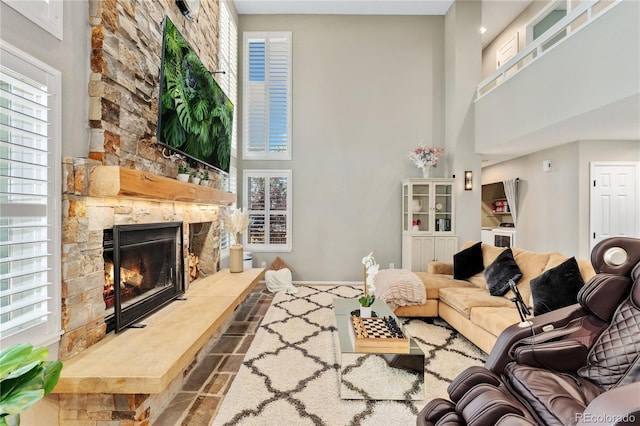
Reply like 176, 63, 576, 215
503, 178, 519, 227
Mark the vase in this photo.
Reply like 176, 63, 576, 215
421, 165, 431, 178
412, 199, 422, 212
176, 173, 190, 182
359, 306, 372, 318
229, 244, 243, 273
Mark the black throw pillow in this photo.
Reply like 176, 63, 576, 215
484, 248, 522, 296
530, 257, 585, 316
453, 242, 484, 280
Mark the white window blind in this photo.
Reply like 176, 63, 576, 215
244, 170, 291, 252
243, 32, 292, 160
0, 41, 61, 347
219, 2, 238, 107
219, 2, 239, 257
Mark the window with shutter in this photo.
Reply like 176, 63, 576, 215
243, 32, 292, 160
219, 2, 238, 257
244, 170, 292, 252
0, 41, 62, 347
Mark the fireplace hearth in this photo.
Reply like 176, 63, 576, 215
103, 222, 184, 333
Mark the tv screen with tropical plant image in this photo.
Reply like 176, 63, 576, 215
157, 16, 233, 173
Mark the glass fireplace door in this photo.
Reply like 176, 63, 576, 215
103, 222, 184, 333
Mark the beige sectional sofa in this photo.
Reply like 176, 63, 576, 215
394, 242, 596, 354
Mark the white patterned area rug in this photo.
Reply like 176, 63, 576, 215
212, 285, 486, 426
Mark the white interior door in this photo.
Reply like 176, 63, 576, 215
590, 162, 639, 250
496, 33, 518, 68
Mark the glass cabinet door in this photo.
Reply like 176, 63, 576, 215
434, 183, 453, 232
403, 179, 455, 235
403, 184, 410, 231
409, 183, 430, 232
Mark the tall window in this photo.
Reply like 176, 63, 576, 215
243, 32, 292, 160
244, 170, 292, 252
0, 41, 61, 348
219, 1, 238, 256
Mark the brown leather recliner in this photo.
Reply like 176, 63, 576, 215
417, 237, 640, 426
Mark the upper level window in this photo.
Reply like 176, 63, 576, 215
0, 40, 62, 348
525, 0, 568, 49
243, 32, 292, 160
243, 170, 292, 252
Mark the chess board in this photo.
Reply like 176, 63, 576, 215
351, 315, 410, 353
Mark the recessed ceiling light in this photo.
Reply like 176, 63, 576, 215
480, 27, 487, 34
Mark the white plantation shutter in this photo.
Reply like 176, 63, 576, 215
219, 2, 238, 256
0, 41, 61, 347
219, 2, 238, 106
243, 32, 292, 160
244, 170, 291, 252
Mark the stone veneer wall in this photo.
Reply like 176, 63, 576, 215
60, 0, 226, 360
87, 0, 223, 184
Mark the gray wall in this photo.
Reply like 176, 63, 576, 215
0, 1, 90, 158
238, 15, 446, 281
482, 140, 640, 259
444, 1, 482, 245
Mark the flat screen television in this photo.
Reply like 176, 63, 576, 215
157, 16, 233, 173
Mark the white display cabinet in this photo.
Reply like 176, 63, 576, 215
402, 178, 458, 271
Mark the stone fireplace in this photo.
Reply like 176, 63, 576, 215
60, 158, 232, 360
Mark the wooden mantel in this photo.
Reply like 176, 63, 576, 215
89, 166, 236, 205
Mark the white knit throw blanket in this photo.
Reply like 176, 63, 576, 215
373, 269, 426, 310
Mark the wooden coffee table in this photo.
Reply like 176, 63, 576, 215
332, 297, 425, 400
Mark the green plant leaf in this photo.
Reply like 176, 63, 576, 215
2, 362, 39, 382
0, 345, 32, 381
0, 344, 62, 417
22, 347, 47, 366
0, 389, 44, 415
162, 114, 187, 148
358, 295, 375, 307
42, 361, 62, 395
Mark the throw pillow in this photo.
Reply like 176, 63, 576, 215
265, 268, 298, 294
453, 241, 484, 280
530, 257, 584, 316
268, 256, 292, 271
484, 248, 522, 296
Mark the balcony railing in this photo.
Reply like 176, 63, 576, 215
476, 0, 621, 100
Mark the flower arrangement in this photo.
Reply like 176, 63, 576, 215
408, 143, 444, 177
222, 208, 250, 246
359, 252, 379, 307
408, 143, 444, 168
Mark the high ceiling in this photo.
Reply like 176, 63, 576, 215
232, 0, 533, 47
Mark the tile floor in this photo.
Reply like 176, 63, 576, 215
155, 283, 274, 425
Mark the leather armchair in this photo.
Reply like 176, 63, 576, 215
417, 237, 640, 426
